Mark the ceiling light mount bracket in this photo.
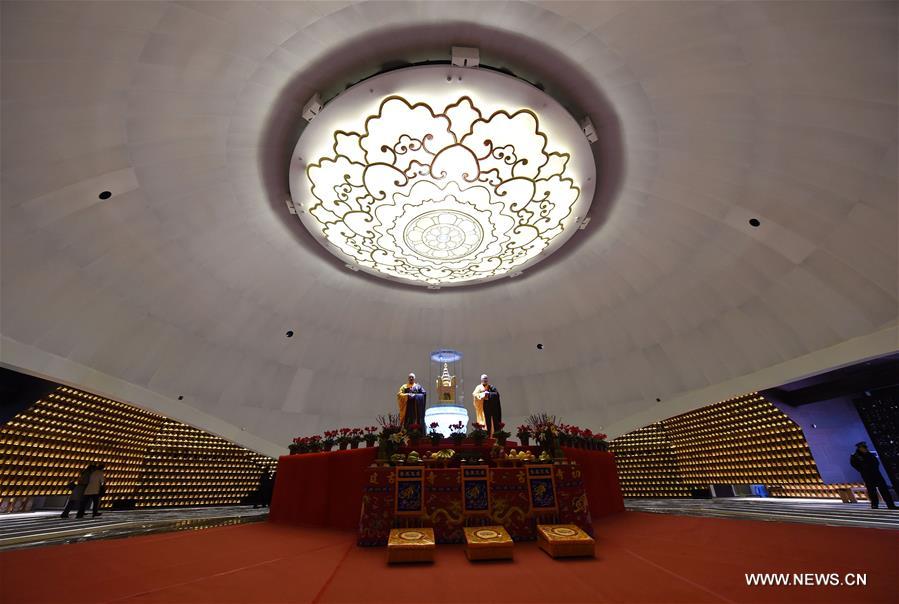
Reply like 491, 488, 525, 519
302, 93, 323, 122
451, 46, 480, 68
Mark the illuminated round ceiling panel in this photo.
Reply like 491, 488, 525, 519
288, 65, 596, 287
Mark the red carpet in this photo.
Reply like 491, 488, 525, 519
1, 512, 895, 604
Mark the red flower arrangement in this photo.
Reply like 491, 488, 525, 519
469, 422, 488, 444
288, 417, 609, 454
336, 428, 352, 447
448, 421, 466, 445
290, 435, 323, 454
427, 421, 443, 443
493, 421, 511, 444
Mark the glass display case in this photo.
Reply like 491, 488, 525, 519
424, 349, 469, 436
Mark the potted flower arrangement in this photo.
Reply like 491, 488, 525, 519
529, 413, 563, 460
428, 421, 444, 447
593, 432, 609, 451
321, 430, 337, 452
363, 426, 378, 447
516, 425, 533, 448
376, 413, 402, 462
289, 437, 304, 455
307, 434, 322, 453
557, 423, 571, 447
578, 428, 592, 449
493, 422, 511, 446
448, 421, 466, 447
336, 428, 352, 450
469, 422, 488, 446
388, 429, 409, 451
407, 423, 423, 443
350, 428, 364, 449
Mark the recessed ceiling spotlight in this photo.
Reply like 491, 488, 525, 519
655, 398, 661, 402
289, 64, 596, 287
98, 191, 112, 200
285, 330, 294, 338
536, 343, 544, 350
177, 395, 184, 400
749, 218, 761, 227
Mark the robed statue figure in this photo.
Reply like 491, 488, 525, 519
472, 374, 502, 436
397, 373, 427, 429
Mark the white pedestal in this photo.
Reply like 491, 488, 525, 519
424, 405, 469, 437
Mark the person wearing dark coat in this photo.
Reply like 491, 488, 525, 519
850, 442, 896, 509
254, 471, 273, 508
61, 464, 93, 518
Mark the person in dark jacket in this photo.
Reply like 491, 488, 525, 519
61, 464, 93, 518
254, 471, 273, 508
850, 442, 896, 509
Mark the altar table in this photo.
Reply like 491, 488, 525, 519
269, 448, 623, 533
357, 462, 594, 546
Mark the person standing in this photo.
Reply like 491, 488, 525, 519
77, 463, 105, 518
254, 471, 273, 508
850, 442, 896, 509
473, 374, 502, 437
60, 464, 92, 519
397, 373, 427, 429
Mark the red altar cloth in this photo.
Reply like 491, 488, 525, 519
269, 447, 623, 530
269, 447, 377, 529
562, 448, 625, 515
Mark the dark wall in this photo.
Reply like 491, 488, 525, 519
0, 367, 57, 425
853, 387, 899, 489
771, 397, 870, 484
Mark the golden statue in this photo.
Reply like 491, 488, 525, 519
435, 363, 456, 404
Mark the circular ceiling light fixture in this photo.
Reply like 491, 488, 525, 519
289, 65, 596, 287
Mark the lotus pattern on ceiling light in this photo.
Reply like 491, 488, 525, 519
306, 96, 580, 285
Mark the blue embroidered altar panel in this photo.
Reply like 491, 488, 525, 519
461, 466, 491, 515
527, 464, 558, 512
395, 467, 424, 515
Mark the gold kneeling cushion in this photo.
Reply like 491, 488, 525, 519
464, 526, 514, 560
387, 528, 436, 563
536, 524, 595, 558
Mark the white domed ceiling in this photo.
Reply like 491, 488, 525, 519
1, 1, 896, 457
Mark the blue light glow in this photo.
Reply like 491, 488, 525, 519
430, 349, 463, 363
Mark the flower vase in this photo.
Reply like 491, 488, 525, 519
351, 441, 359, 449
339, 442, 348, 450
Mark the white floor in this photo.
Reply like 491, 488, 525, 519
0, 505, 268, 551
625, 497, 899, 530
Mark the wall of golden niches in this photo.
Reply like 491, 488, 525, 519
608, 422, 690, 498
610, 393, 866, 499
0, 386, 276, 510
